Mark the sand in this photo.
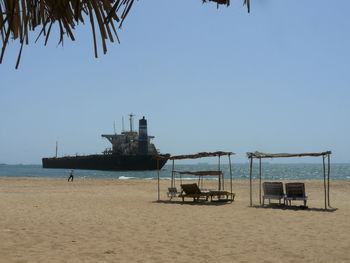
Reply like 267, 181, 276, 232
0, 177, 349, 263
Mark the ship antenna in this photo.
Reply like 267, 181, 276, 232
113, 121, 116, 134
122, 116, 125, 132
129, 113, 135, 132
56, 141, 58, 158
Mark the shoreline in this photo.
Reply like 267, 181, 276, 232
0, 175, 349, 181
2, 164, 350, 181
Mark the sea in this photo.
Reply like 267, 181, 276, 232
0, 163, 350, 180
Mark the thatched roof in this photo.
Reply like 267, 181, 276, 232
203, 0, 250, 11
0, 0, 131, 68
0, 0, 250, 68
155, 151, 234, 160
173, 170, 222, 176
203, 0, 230, 7
246, 151, 332, 159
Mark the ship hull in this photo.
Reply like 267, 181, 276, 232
42, 154, 169, 171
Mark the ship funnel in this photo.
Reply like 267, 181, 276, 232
138, 116, 148, 155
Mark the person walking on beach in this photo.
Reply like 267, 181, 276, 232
68, 169, 74, 182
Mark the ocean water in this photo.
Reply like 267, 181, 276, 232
0, 163, 349, 180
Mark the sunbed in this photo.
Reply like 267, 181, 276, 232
285, 183, 308, 207
167, 187, 178, 200
178, 183, 210, 202
262, 182, 285, 205
208, 190, 235, 201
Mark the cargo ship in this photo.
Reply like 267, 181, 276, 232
42, 114, 169, 171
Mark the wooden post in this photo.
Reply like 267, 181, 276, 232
259, 158, 262, 205
327, 154, 331, 207
249, 156, 253, 207
218, 155, 221, 190
322, 155, 327, 210
157, 159, 160, 201
171, 160, 175, 188
222, 170, 225, 190
229, 154, 233, 195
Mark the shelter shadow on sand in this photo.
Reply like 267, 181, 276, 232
252, 204, 338, 213
153, 200, 233, 206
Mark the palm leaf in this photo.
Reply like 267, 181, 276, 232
0, 0, 250, 68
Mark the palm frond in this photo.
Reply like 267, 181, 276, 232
0, 0, 250, 69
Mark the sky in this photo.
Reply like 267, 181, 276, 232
0, 0, 350, 164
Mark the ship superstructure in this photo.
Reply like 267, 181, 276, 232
101, 114, 157, 156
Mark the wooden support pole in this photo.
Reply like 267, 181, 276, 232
249, 157, 253, 207
218, 155, 221, 190
222, 168, 225, 190
259, 158, 262, 205
171, 159, 175, 188
229, 154, 233, 195
322, 155, 327, 210
328, 154, 331, 207
157, 159, 160, 201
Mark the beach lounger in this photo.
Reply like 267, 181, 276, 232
262, 182, 285, 205
208, 190, 236, 201
178, 183, 210, 202
285, 183, 308, 207
167, 187, 178, 200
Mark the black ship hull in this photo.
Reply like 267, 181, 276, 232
42, 154, 169, 171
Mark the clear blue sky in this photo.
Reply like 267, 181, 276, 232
0, 0, 349, 164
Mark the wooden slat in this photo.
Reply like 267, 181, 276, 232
246, 151, 332, 159
155, 151, 234, 160
174, 170, 222, 176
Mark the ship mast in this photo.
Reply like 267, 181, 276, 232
56, 141, 58, 158
129, 113, 135, 132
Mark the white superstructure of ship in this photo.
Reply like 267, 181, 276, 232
101, 114, 158, 156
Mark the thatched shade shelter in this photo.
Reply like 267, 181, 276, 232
246, 151, 332, 210
0, 0, 250, 68
155, 151, 235, 201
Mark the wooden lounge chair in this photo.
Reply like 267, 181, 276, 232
285, 183, 308, 207
178, 183, 210, 202
208, 190, 236, 201
262, 182, 285, 205
167, 187, 178, 200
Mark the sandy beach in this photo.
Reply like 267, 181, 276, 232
0, 177, 349, 263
